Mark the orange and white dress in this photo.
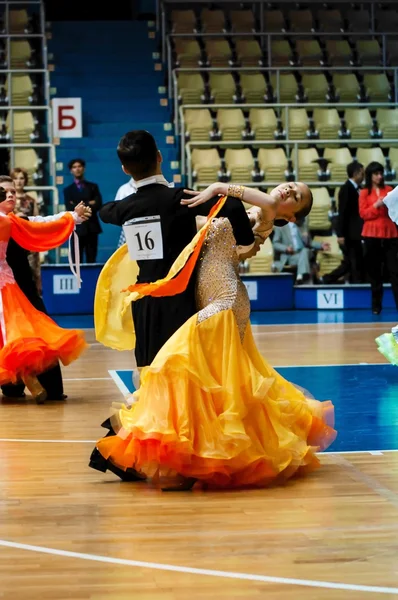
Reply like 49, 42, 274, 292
0, 211, 87, 385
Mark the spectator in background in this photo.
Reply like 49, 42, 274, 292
11, 166, 42, 294
320, 161, 365, 284
273, 218, 330, 284
115, 175, 137, 248
359, 161, 398, 315
63, 158, 103, 262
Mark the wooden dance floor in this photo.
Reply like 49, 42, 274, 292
1, 315, 398, 599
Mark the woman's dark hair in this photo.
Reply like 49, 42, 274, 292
365, 161, 385, 193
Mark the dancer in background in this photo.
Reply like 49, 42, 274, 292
92, 180, 336, 491
375, 184, 398, 364
0, 184, 87, 403
11, 167, 41, 294
359, 162, 398, 315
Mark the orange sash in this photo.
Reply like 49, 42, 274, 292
122, 196, 227, 299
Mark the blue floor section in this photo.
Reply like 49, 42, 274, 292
53, 309, 397, 329
113, 364, 398, 453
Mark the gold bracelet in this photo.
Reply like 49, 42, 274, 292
227, 184, 245, 201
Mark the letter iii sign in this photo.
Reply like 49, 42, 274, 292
52, 98, 82, 138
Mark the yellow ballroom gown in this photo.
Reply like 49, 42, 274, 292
97, 217, 336, 488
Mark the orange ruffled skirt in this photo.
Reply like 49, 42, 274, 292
97, 309, 336, 488
0, 282, 87, 384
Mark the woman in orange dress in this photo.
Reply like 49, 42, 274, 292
359, 161, 398, 314
11, 166, 42, 294
0, 185, 87, 402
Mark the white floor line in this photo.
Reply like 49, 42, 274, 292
0, 539, 396, 594
335, 455, 398, 508
62, 377, 112, 381
0, 438, 96, 443
273, 362, 389, 368
108, 369, 131, 396
255, 325, 392, 335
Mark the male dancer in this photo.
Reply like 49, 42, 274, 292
89, 130, 256, 480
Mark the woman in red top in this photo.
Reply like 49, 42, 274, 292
359, 161, 398, 314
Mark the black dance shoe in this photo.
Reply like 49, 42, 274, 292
89, 447, 146, 482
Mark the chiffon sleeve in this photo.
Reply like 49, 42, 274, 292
9, 211, 75, 252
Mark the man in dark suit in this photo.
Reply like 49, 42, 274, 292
63, 158, 102, 263
98, 130, 255, 369
89, 130, 255, 480
321, 161, 365, 284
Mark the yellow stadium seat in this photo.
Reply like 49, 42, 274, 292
356, 147, 386, 167
249, 108, 278, 140
204, 39, 232, 67
344, 108, 373, 147
174, 38, 201, 67
184, 108, 213, 142
6, 110, 35, 143
177, 73, 204, 104
235, 38, 262, 66
201, 8, 226, 33
209, 72, 236, 103
324, 147, 353, 180
247, 237, 273, 274
302, 73, 329, 102
217, 108, 246, 141
257, 148, 288, 181
230, 9, 256, 33
332, 73, 360, 102
171, 10, 196, 33
364, 73, 391, 102
240, 72, 266, 103
225, 148, 254, 181
313, 108, 341, 140
192, 148, 221, 182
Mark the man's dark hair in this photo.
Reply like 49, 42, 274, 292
117, 130, 158, 180
0, 175, 13, 201
347, 161, 363, 179
68, 158, 86, 170
0, 175, 13, 184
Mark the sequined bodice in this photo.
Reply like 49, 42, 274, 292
196, 217, 250, 339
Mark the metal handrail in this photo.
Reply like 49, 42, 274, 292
160, 0, 398, 58
185, 138, 398, 188
171, 65, 398, 131
192, 180, 398, 190
178, 101, 398, 175
180, 102, 396, 174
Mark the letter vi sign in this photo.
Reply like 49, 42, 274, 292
316, 289, 344, 309
51, 98, 82, 138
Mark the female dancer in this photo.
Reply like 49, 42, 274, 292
94, 181, 336, 490
375, 184, 398, 364
11, 167, 41, 294
359, 161, 398, 315
0, 184, 87, 402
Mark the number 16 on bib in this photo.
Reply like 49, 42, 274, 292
123, 215, 164, 261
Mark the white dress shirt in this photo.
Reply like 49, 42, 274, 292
288, 221, 301, 251
115, 178, 137, 201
